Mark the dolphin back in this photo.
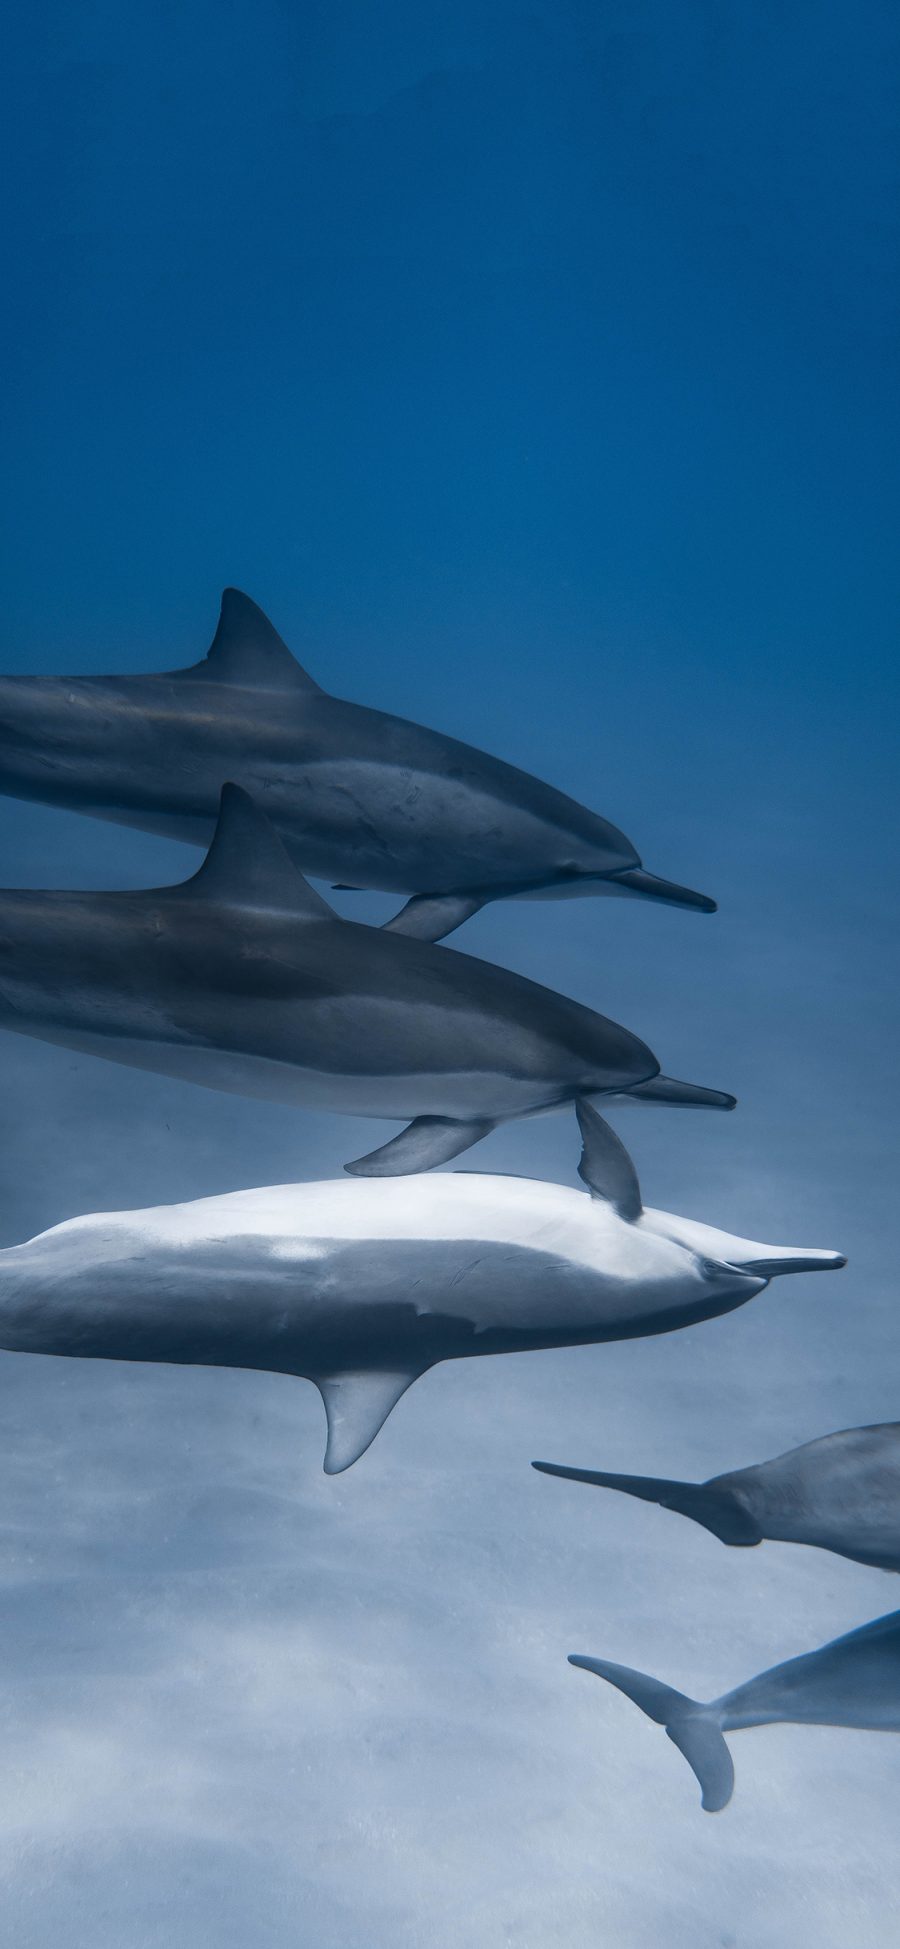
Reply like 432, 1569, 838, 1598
568, 1655, 734, 1811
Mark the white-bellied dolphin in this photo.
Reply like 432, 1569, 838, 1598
0, 1109, 842, 1471
569, 1608, 900, 1812
534, 1422, 900, 1570
0, 589, 716, 942
0, 787, 734, 1173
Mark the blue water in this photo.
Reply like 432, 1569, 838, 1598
1, 6, 898, 1946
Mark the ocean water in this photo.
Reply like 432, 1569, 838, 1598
1, 5, 899, 1945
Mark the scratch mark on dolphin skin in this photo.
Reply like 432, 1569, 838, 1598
449, 1258, 485, 1287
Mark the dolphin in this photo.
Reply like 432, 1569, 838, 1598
0, 1106, 843, 1471
0, 786, 733, 1174
534, 1422, 900, 1571
0, 589, 716, 942
569, 1607, 900, 1812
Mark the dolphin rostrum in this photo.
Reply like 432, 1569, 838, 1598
0, 787, 733, 1174
0, 589, 716, 942
534, 1422, 900, 1571
569, 1607, 900, 1812
0, 1107, 842, 1471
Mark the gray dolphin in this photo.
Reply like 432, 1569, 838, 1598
534, 1422, 900, 1571
0, 1107, 842, 1471
0, 589, 716, 942
0, 787, 733, 1173
569, 1608, 900, 1812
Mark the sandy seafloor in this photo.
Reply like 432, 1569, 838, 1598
2, 3, 899, 1945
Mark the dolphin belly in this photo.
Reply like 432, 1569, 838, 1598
0, 1016, 567, 1122
99, 748, 637, 900
0, 1229, 616, 1372
43, 757, 613, 898
269, 754, 635, 896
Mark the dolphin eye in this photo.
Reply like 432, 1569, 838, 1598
698, 1256, 724, 1280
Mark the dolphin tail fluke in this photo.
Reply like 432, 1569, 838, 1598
382, 892, 487, 942
614, 1074, 737, 1111
568, 1655, 734, 1812
532, 1461, 762, 1545
315, 1368, 423, 1473
344, 1115, 496, 1176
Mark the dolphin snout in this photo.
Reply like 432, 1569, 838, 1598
616, 1075, 737, 1111
608, 867, 717, 914
731, 1250, 847, 1278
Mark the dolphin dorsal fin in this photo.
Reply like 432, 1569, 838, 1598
186, 784, 334, 919
576, 1100, 643, 1218
316, 1369, 422, 1473
186, 589, 322, 693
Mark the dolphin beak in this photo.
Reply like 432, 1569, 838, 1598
622, 1075, 737, 1111
609, 867, 717, 914
730, 1250, 847, 1278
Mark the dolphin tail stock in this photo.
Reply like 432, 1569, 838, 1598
314, 1367, 425, 1473
611, 1074, 737, 1111
381, 892, 487, 943
344, 1115, 497, 1176
532, 1461, 762, 1546
568, 1655, 734, 1812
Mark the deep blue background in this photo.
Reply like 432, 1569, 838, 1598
0, 7, 898, 1946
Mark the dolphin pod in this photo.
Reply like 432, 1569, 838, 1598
0, 590, 870, 1825
0, 589, 716, 942
569, 1607, 900, 1812
0, 1104, 843, 1472
0, 783, 734, 1174
533, 1421, 900, 1571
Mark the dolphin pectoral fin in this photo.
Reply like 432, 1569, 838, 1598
568, 1656, 733, 1813
186, 784, 336, 920
618, 1075, 737, 1111
575, 1099, 642, 1217
382, 893, 487, 943
179, 588, 323, 693
315, 1368, 423, 1473
534, 1461, 762, 1546
344, 1116, 496, 1176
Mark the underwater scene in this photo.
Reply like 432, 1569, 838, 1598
2, 5, 898, 1946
